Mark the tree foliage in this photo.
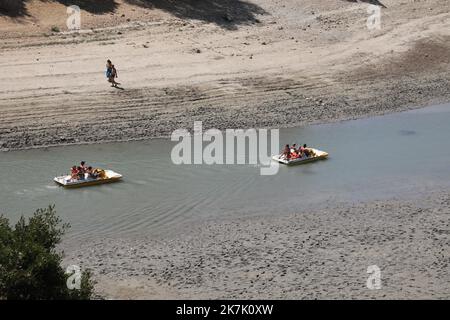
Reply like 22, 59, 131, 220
0, 205, 93, 300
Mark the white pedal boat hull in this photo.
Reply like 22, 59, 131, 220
272, 148, 328, 165
54, 170, 122, 188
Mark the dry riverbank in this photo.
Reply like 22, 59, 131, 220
1, 0, 450, 151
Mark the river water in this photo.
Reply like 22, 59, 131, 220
1, 104, 449, 240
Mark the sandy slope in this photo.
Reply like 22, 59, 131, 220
0, 0, 449, 150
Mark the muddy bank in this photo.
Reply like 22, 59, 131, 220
64, 190, 450, 299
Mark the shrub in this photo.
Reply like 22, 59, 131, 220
0, 0, 23, 12
0, 205, 93, 300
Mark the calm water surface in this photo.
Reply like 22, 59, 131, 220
1, 104, 449, 240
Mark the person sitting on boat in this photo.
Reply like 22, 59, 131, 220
71, 166, 79, 180
282, 144, 291, 160
299, 144, 310, 158
80, 161, 88, 171
86, 166, 97, 179
297, 145, 304, 157
77, 166, 85, 180
289, 144, 299, 158
290, 144, 297, 153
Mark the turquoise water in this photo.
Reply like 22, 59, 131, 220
1, 104, 449, 240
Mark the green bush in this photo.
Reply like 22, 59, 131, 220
0, 0, 24, 12
0, 205, 93, 300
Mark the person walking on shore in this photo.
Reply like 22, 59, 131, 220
106, 59, 119, 87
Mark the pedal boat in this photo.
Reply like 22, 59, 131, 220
54, 170, 122, 188
272, 148, 328, 165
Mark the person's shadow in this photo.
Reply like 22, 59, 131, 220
344, 0, 387, 8
112, 85, 125, 90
